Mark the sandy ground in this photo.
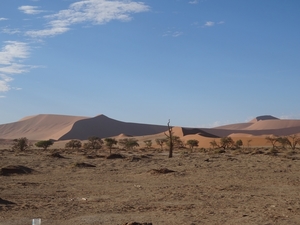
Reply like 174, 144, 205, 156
1, 147, 300, 225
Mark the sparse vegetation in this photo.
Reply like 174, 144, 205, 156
186, 139, 199, 149
144, 140, 152, 149
118, 138, 139, 150
65, 139, 82, 149
83, 136, 103, 149
35, 140, 54, 150
235, 139, 243, 149
276, 136, 290, 149
104, 138, 118, 154
286, 134, 300, 150
265, 135, 279, 149
265, 135, 300, 150
210, 139, 219, 149
220, 137, 235, 149
155, 138, 167, 150
12, 137, 30, 151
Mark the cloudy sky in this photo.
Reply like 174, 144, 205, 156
0, 0, 299, 127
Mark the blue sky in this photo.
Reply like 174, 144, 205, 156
0, 0, 299, 127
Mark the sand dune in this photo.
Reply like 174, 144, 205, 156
0, 114, 168, 141
244, 119, 300, 130
0, 114, 300, 143
59, 115, 168, 140
194, 116, 300, 137
0, 114, 88, 140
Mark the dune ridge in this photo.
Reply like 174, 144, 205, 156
59, 115, 168, 140
0, 114, 300, 141
0, 114, 88, 140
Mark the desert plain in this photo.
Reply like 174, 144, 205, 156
1, 114, 300, 225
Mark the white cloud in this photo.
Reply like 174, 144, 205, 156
0, 18, 8, 21
172, 31, 183, 37
202, 21, 225, 28
0, 64, 31, 74
18, 5, 44, 15
0, 75, 12, 92
0, 41, 30, 65
0, 41, 32, 93
2, 28, 21, 35
189, 0, 198, 4
163, 30, 183, 37
26, 0, 150, 38
204, 21, 215, 27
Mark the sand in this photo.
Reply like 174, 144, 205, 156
1, 114, 300, 224
1, 147, 300, 225
1, 114, 300, 141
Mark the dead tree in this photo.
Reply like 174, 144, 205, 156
164, 119, 173, 158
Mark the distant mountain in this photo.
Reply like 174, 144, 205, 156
0, 114, 300, 140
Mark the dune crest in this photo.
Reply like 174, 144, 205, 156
0, 114, 89, 140
1, 114, 300, 141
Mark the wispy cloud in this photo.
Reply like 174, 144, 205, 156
18, 5, 44, 15
189, 0, 199, 4
0, 41, 32, 93
0, 18, 8, 21
204, 21, 215, 27
26, 0, 150, 38
0, 41, 30, 65
2, 28, 21, 35
202, 20, 225, 28
163, 30, 183, 37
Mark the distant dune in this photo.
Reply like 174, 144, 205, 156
189, 115, 300, 137
0, 114, 167, 140
59, 114, 168, 140
0, 114, 88, 140
0, 114, 300, 143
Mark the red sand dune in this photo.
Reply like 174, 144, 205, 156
0, 114, 168, 140
0, 114, 88, 140
183, 116, 300, 137
0, 114, 300, 142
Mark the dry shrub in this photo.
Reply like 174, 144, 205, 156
149, 168, 175, 175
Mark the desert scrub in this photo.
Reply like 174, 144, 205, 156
180, 151, 190, 157
265, 148, 279, 156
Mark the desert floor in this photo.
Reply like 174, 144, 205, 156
1, 147, 300, 225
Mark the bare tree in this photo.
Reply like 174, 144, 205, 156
12, 137, 30, 151
155, 138, 166, 150
265, 135, 278, 149
287, 134, 300, 150
164, 120, 173, 158
209, 139, 219, 149
276, 137, 290, 149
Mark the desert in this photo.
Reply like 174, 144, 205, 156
1, 114, 300, 225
